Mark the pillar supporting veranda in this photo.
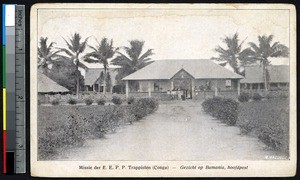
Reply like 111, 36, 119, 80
237, 80, 241, 96
125, 80, 129, 98
148, 81, 151, 97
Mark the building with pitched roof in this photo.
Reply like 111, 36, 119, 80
240, 65, 289, 90
79, 61, 120, 92
38, 72, 70, 94
123, 59, 244, 99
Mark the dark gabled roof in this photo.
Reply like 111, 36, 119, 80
38, 73, 70, 93
123, 59, 243, 80
240, 65, 289, 83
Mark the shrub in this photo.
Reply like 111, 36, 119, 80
38, 107, 89, 160
86, 106, 124, 137
202, 97, 238, 126
51, 99, 60, 106
265, 93, 274, 99
237, 120, 255, 134
127, 96, 135, 104
66, 109, 89, 146
84, 98, 94, 105
238, 92, 250, 102
96, 98, 106, 105
237, 98, 289, 155
252, 93, 262, 101
68, 98, 77, 105
131, 98, 158, 120
258, 108, 289, 152
112, 96, 122, 105
265, 91, 289, 99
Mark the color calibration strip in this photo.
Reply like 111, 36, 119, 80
2, 4, 26, 174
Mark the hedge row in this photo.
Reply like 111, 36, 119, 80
237, 99, 289, 154
238, 91, 288, 102
38, 97, 159, 160
46, 95, 126, 106
202, 97, 289, 155
238, 92, 262, 102
202, 97, 238, 126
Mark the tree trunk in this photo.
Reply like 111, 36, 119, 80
76, 58, 80, 97
103, 68, 107, 94
263, 63, 268, 92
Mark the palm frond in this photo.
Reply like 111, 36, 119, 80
127, 40, 144, 61
71, 33, 81, 52
57, 47, 75, 57
138, 49, 154, 62
84, 52, 103, 60
139, 61, 153, 69
62, 37, 74, 53
83, 57, 99, 63
55, 54, 74, 62
111, 52, 133, 67
88, 44, 98, 52
239, 47, 258, 65
46, 50, 62, 59
271, 42, 280, 50
215, 46, 227, 55
237, 36, 247, 52
248, 42, 260, 53
78, 36, 90, 53
270, 44, 289, 57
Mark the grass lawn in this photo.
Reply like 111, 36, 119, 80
237, 98, 289, 155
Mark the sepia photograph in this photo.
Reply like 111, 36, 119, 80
30, 3, 296, 177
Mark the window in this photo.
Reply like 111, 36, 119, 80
279, 83, 288, 87
270, 83, 278, 88
99, 86, 104, 92
260, 83, 265, 89
252, 84, 259, 89
87, 86, 93, 91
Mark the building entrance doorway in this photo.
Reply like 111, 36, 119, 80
173, 78, 193, 99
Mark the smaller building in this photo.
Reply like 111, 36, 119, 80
79, 61, 120, 93
38, 72, 70, 94
240, 65, 289, 90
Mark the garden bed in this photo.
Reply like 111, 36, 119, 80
38, 97, 158, 160
202, 97, 289, 156
237, 98, 289, 155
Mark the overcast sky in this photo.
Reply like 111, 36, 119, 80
37, 6, 290, 65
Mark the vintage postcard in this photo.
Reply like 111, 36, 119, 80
30, 3, 296, 177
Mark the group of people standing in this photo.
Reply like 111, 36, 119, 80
167, 88, 186, 100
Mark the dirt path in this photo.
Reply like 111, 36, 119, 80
62, 101, 281, 161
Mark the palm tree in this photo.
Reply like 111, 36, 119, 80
57, 33, 89, 96
112, 40, 154, 91
213, 32, 247, 75
83, 38, 115, 94
245, 35, 289, 91
37, 37, 61, 73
